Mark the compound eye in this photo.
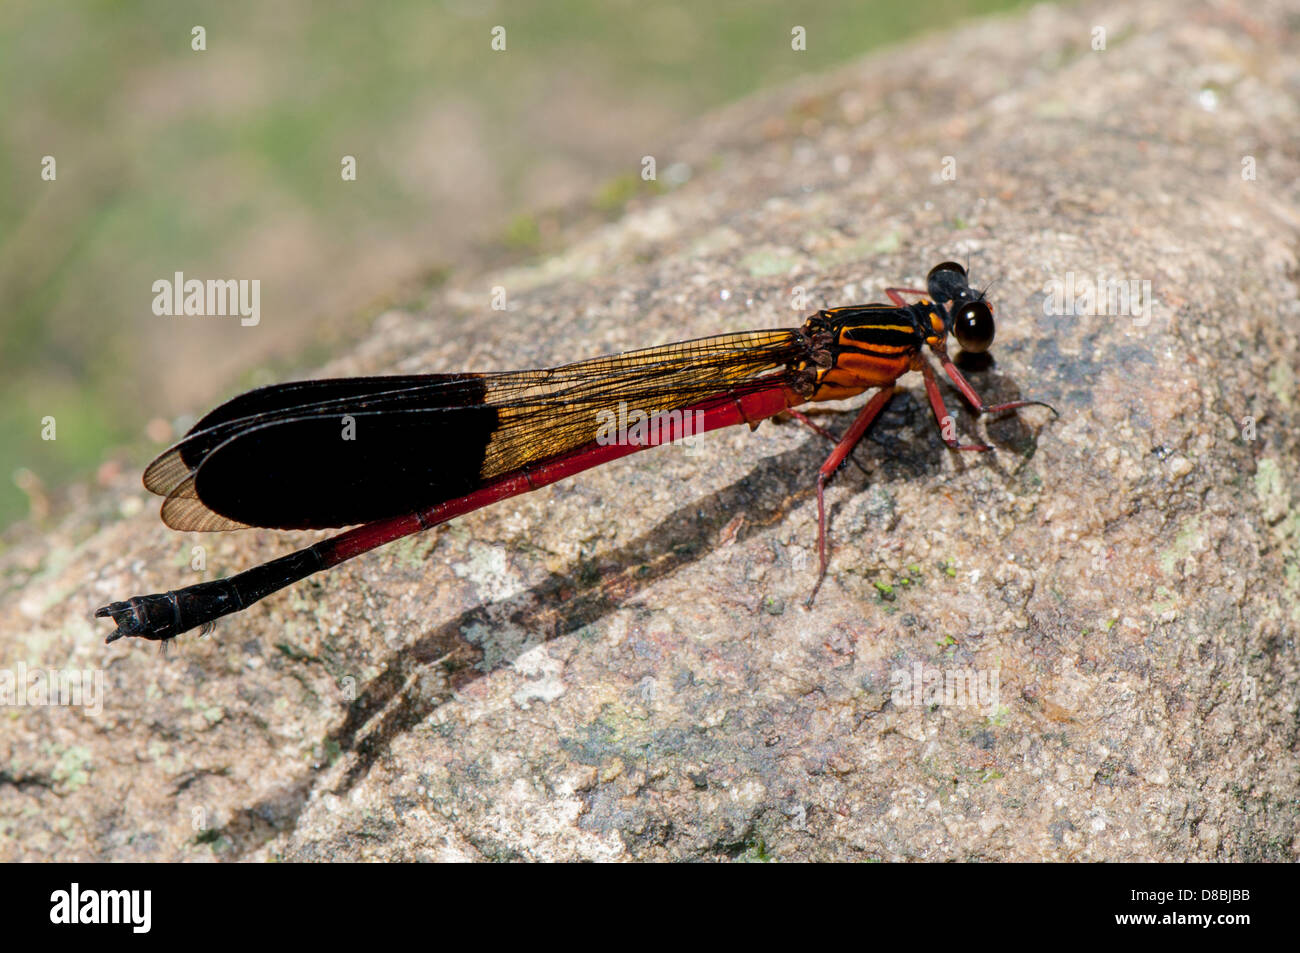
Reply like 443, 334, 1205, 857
927, 261, 966, 282
953, 301, 994, 353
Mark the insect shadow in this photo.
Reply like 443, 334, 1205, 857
204, 380, 1045, 857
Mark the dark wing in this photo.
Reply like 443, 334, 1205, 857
143, 330, 807, 531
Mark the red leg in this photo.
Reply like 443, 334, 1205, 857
920, 360, 993, 451
806, 386, 896, 607
785, 409, 871, 478
937, 353, 1059, 417
786, 409, 837, 442
885, 286, 928, 307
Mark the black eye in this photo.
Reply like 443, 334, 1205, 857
927, 261, 966, 281
953, 301, 994, 353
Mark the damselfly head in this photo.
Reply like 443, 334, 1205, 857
927, 261, 995, 354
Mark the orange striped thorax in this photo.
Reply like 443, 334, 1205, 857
794, 301, 947, 403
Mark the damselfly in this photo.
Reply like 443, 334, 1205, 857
96, 261, 1055, 644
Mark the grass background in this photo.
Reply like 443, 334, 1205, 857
0, 0, 1035, 530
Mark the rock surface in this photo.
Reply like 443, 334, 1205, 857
2, 0, 1297, 861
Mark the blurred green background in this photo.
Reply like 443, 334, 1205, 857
0, 0, 1034, 531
